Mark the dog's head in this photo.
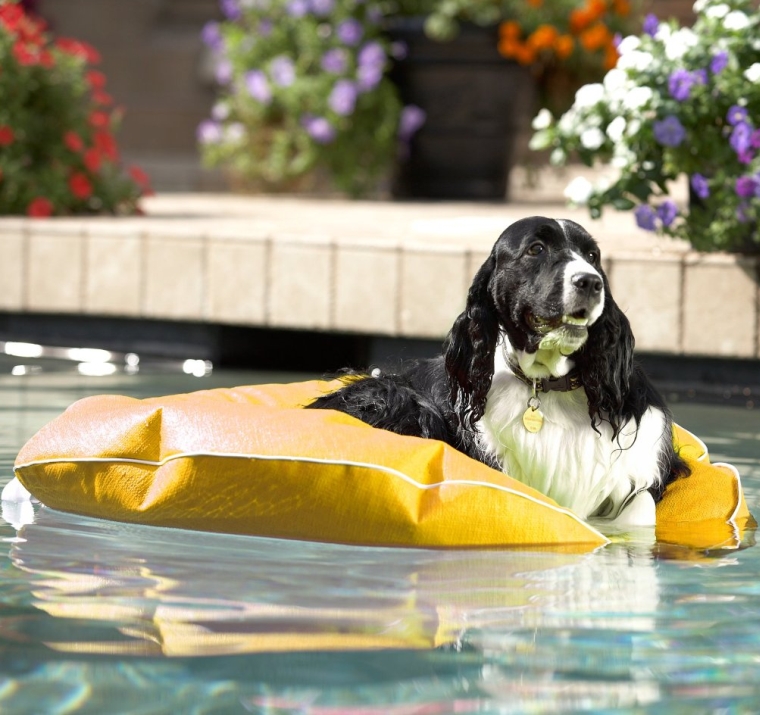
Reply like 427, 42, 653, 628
445, 216, 635, 432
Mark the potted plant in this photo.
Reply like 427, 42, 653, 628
389, 0, 638, 199
532, 0, 760, 253
0, 0, 150, 217
198, 0, 425, 198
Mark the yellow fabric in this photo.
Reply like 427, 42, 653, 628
13, 381, 752, 550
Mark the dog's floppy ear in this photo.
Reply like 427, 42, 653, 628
577, 291, 635, 439
444, 254, 500, 431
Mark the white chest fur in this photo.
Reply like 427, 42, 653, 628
476, 349, 666, 521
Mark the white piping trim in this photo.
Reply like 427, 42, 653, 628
713, 461, 745, 524
14, 451, 610, 545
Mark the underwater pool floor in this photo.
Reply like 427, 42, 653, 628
0, 366, 759, 714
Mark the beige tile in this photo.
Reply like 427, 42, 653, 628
207, 238, 268, 324
682, 256, 757, 358
27, 226, 84, 312
333, 247, 398, 335
84, 226, 142, 316
0, 224, 25, 310
268, 239, 332, 330
143, 232, 205, 319
400, 249, 469, 338
608, 257, 682, 354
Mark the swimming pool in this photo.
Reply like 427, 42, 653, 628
0, 362, 758, 714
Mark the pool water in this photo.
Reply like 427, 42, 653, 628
1, 365, 759, 714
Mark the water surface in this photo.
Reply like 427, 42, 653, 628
0, 363, 758, 714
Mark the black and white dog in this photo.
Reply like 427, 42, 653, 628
308, 216, 689, 525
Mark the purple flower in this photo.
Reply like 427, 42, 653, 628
657, 200, 678, 228
201, 21, 224, 52
245, 70, 272, 103
197, 120, 223, 144
328, 79, 358, 116
668, 69, 696, 102
398, 104, 425, 140
653, 115, 686, 147
270, 56, 296, 87
286, 0, 310, 17
337, 19, 363, 46
642, 13, 659, 37
310, 0, 334, 15
302, 115, 336, 144
694, 69, 708, 85
690, 173, 710, 200
727, 105, 749, 126
321, 48, 348, 73
735, 176, 756, 198
358, 41, 385, 69
259, 19, 273, 36
215, 59, 233, 85
711, 50, 728, 74
219, 0, 241, 20
737, 202, 751, 223
634, 204, 657, 231
357, 63, 383, 92
390, 41, 408, 60
730, 122, 753, 155
751, 129, 760, 149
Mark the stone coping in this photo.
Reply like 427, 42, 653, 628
0, 193, 757, 359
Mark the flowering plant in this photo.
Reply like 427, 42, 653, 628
0, 1, 149, 217
199, 0, 424, 197
414, 0, 639, 115
532, 0, 760, 252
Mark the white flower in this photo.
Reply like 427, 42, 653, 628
693, 0, 708, 13
664, 28, 699, 60
573, 83, 605, 109
606, 116, 627, 143
531, 108, 553, 131
705, 3, 730, 19
225, 122, 246, 142
564, 176, 594, 205
655, 24, 672, 43
580, 127, 605, 150
550, 148, 567, 166
616, 50, 654, 72
558, 108, 579, 134
626, 118, 642, 137
745, 63, 760, 82
724, 11, 750, 30
616, 35, 640, 55
622, 86, 654, 111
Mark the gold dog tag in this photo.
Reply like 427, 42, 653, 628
522, 405, 544, 433
522, 394, 544, 433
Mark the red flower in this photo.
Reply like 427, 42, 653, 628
64, 131, 84, 152
128, 165, 151, 187
0, 4, 23, 34
27, 197, 54, 218
0, 125, 15, 146
92, 90, 113, 106
88, 110, 109, 129
86, 70, 106, 89
69, 172, 93, 200
12, 40, 37, 65
55, 37, 101, 64
39, 49, 54, 68
94, 131, 118, 162
83, 147, 101, 172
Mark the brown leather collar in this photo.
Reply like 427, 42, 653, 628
510, 362, 583, 393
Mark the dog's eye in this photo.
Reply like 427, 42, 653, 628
527, 242, 545, 256
587, 250, 600, 264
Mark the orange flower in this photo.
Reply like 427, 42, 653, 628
554, 34, 575, 60
514, 43, 537, 65
528, 24, 560, 52
526, 0, 543, 6
603, 42, 620, 70
499, 20, 521, 40
580, 22, 611, 52
498, 37, 522, 59
586, 0, 608, 22
612, 0, 631, 16
569, 8, 592, 33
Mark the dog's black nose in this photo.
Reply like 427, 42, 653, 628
571, 272, 603, 297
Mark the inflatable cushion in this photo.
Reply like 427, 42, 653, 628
12, 380, 754, 550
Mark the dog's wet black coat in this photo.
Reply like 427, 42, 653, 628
307, 217, 689, 501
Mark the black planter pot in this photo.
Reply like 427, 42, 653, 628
388, 19, 533, 201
